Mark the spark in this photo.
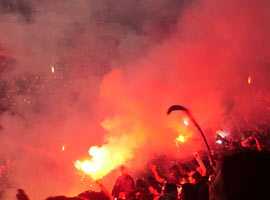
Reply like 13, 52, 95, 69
248, 75, 252, 85
51, 65, 55, 73
216, 140, 222, 144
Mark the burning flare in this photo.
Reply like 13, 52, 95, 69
74, 142, 133, 180
176, 135, 185, 143
175, 134, 187, 147
74, 146, 108, 180
75, 116, 143, 180
74, 160, 92, 174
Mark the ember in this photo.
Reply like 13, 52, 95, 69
183, 120, 189, 126
248, 75, 252, 85
51, 65, 55, 73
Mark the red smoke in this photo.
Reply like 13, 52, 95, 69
0, 0, 270, 199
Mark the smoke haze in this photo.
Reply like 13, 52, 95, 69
0, 0, 270, 199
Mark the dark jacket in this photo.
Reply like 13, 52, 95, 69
112, 174, 136, 199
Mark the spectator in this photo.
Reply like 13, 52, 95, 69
196, 176, 209, 200
148, 177, 162, 200
149, 164, 181, 185
191, 171, 202, 184
210, 150, 270, 200
112, 165, 136, 200
180, 183, 198, 200
16, 189, 29, 200
159, 183, 177, 200
136, 178, 150, 200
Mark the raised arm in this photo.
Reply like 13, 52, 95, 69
149, 164, 165, 183
96, 179, 113, 200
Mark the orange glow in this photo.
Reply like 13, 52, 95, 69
74, 144, 132, 180
62, 145, 65, 151
74, 146, 107, 180
248, 75, 252, 85
176, 135, 185, 143
74, 116, 142, 180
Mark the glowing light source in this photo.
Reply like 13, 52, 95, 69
74, 145, 112, 180
51, 65, 55, 73
216, 140, 222, 144
183, 120, 189, 126
74, 117, 135, 180
216, 130, 229, 138
176, 135, 185, 143
248, 75, 252, 85
62, 145, 65, 151
89, 146, 100, 157
74, 160, 93, 174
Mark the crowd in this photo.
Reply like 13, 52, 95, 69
9, 125, 270, 200
14, 132, 270, 200
97, 131, 270, 200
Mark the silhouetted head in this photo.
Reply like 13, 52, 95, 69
164, 183, 178, 196
210, 150, 270, 200
120, 165, 128, 175
16, 189, 29, 200
181, 183, 198, 200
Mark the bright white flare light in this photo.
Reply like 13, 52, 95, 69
216, 130, 229, 138
183, 120, 189, 126
74, 145, 110, 180
51, 65, 55, 73
216, 140, 222, 144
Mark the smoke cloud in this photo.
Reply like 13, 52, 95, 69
0, 0, 270, 199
